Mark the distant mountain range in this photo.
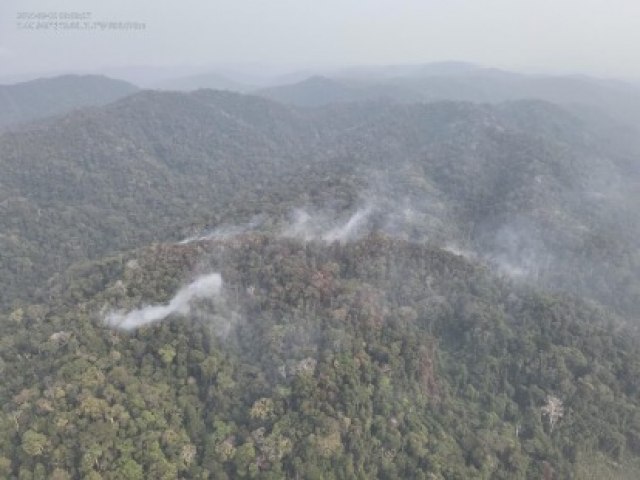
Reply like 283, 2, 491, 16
6, 64, 640, 128
0, 75, 138, 129
256, 76, 421, 107
253, 64, 640, 127
152, 72, 253, 93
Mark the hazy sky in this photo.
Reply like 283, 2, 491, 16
2, 0, 640, 80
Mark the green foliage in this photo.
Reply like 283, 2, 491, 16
20, 431, 47, 457
1, 234, 640, 478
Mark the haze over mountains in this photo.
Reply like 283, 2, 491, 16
6, 62, 640, 125
3, 64, 640, 478
255, 64, 640, 128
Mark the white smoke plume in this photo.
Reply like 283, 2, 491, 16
442, 243, 476, 261
322, 207, 373, 242
282, 209, 315, 241
178, 216, 265, 245
104, 273, 223, 330
282, 206, 374, 243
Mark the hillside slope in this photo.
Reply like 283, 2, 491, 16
2, 234, 640, 478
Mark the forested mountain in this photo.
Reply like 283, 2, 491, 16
0, 89, 318, 308
3, 85, 640, 478
0, 75, 138, 129
2, 90, 639, 315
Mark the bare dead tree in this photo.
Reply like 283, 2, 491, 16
541, 395, 564, 433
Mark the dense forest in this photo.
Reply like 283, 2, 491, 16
3, 234, 640, 479
3, 75, 640, 478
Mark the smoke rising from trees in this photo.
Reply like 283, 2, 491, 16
104, 273, 223, 330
